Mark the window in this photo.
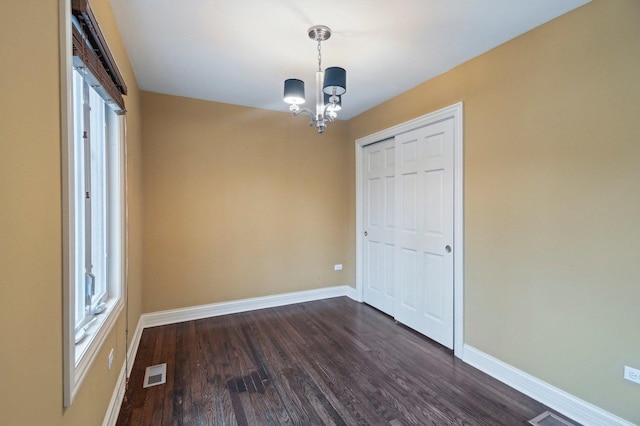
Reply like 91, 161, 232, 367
71, 67, 122, 362
62, 0, 128, 407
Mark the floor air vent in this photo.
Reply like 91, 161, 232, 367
529, 411, 577, 426
143, 363, 167, 388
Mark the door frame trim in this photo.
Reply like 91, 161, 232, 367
355, 102, 464, 357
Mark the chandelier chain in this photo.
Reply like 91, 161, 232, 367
317, 39, 322, 72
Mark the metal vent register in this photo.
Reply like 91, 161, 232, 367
143, 363, 167, 388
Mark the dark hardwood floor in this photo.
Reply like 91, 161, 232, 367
117, 297, 556, 425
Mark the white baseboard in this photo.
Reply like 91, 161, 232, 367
344, 285, 357, 301
141, 285, 354, 329
462, 345, 635, 426
106, 289, 634, 426
104, 285, 354, 424
102, 318, 144, 426
126, 317, 144, 376
102, 361, 127, 426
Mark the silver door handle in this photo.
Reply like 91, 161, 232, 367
445, 245, 452, 253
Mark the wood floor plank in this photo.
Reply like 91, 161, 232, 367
238, 319, 299, 424
197, 320, 237, 425
289, 302, 455, 422
141, 324, 168, 425
118, 297, 566, 426
242, 311, 316, 424
264, 308, 372, 424
172, 322, 189, 424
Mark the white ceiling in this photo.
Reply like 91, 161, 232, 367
109, 0, 590, 120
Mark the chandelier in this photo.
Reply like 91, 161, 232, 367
283, 25, 347, 134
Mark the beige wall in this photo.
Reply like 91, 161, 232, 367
0, 0, 143, 424
349, 0, 640, 422
2, 0, 637, 423
141, 93, 351, 312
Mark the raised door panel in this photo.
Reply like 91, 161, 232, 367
363, 139, 396, 314
394, 119, 454, 349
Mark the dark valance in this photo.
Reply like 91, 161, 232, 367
71, 0, 127, 113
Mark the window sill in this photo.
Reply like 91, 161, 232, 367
73, 296, 123, 394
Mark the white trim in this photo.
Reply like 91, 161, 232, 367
103, 286, 353, 424
354, 141, 365, 304
463, 345, 635, 426
126, 317, 144, 376
354, 102, 465, 358
103, 287, 632, 426
452, 104, 465, 355
102, 360, 126, 426
356, 103, 463, 146
344, 285, 357, 301
141, 285, 354, 329
61, 0, 75, 407
74, 299, 123, 384
102, 317, 144, 426
62, 0, 127, 406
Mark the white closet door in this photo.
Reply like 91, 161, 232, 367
362, 139, 396, 314
394, 118, 454, 348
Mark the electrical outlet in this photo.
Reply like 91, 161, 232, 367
624, 366, 640, 384
334, 264, 343, 271
108, 348, 114, 371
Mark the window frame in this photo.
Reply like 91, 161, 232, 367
61, 0, 127, 407
73, 70, 111, 333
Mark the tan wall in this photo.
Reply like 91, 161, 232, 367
0, 0, 143, 424
349, 0, 640, 422
2, 0, 636, 423
141, 92, 351, 312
